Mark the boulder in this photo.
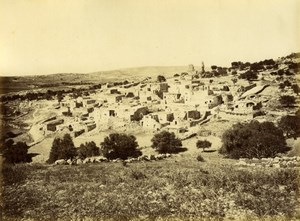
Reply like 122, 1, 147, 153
54, 159, 67, 165
273, 157, 281, 163
273, 163, 281, 168
235, 161, 247, 166
83, 158, 91, 164
76, 159, 83, 165
150, 155, 156, 160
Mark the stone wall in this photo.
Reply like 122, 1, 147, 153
235, 156, 300, 168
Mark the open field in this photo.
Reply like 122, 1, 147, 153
2, 158, 300, 221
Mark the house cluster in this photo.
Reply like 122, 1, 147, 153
38, 58, 298, 139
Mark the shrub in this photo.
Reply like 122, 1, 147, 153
279, 95, 296, 107
157, 75, 166, 82
291, 84, 300, 95
77, 141, 100, 160
151, 131, 182, 154
196, 155, 205, 162
196, 140, 212, 152
0, 139, 32, 164
278, 115, 300, 138
220, 121, 288, 159
47, 134, 77, 163
239, 70, 258, 81
2, 164, 27, 185
130, 170, 147, 180
100, 133, 141, 160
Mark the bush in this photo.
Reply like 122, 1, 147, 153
100, 133, 141, 160
220, 121, 288, 159
196, 155, 205, 162
157, 75, 166, 82
239, 70, 258, 81
196, 140, 212, 152
279, 95, 296, 107
151, 131, 182, 154
2, 163, 28, 185
0, 139, 32, 164
291, 84, 300, 95
77, 141, 100, 160
47, 134, 77, 163
278, 115, 300, 138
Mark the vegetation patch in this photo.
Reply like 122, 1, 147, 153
2, 161, 299, 220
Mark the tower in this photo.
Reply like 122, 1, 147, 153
201, 61, 205, 73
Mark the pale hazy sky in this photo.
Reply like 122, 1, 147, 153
0, 0, 299, 76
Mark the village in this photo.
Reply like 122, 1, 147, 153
1, 53, 292, 163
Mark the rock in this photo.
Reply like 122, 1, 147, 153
54, 159, 67, 165
282, 156, 291, 161
97, 156, 108, 162
125, 158, 133, 163
83, 158, 91, 164
236, 161, 247, 166
273, 157, 280, 163
76, 159, 83, 165
66, 159, 72, 165
273, 163, 281, 168
296, 156, 300, 162
287, 161, 296, 167
150, 155, 156, 160
137, 156, 143, 161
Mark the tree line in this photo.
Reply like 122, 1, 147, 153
2, 112, 300, 164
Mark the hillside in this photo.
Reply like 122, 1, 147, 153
0, 66, 189, 95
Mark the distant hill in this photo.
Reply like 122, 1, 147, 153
0, 66, 190, 94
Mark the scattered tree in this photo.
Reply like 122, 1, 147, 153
211, 65, 217, 70
279, 95, 296, 107
47, 134, 77, 163
196, 154, 205, 162
101, 133, 141, 160
196, 140, 212, 152
151, 131, 182, 154
77, 141, 100, 160
220, 121, 288, 159
278, 115, 300, 138
157, 75, 166, 82
283, 80, 291, 87
231, 78, 238, 84
0, 140, 31, 164
239, 71, 258, 81
291, 84, 300, 95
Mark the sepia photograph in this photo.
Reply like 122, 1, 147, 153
0, 0, 300, 220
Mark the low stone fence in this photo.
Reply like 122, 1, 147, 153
235, 156, 300, 168
54, 153, 172, 165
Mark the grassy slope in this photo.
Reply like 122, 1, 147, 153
2, 159, 300, 221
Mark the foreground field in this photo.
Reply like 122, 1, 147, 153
2, 158, 300, 221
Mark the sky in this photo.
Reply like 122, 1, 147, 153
0, 0, 299, 76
